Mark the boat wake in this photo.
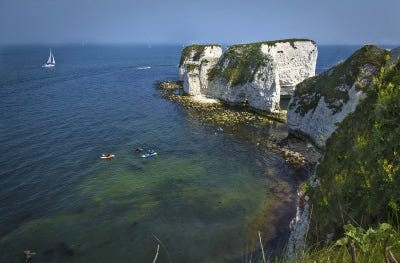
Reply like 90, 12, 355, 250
137, 66, 151, 70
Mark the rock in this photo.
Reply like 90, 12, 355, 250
179, 39, 317, 113
287, 45, 389, 148
155, 80, 183, 91
261, 41, 317, 97
179, 45, 223, 95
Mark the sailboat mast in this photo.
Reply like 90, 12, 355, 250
47, 49, 52, 64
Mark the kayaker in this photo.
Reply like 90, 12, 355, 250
135, 148, 143, 153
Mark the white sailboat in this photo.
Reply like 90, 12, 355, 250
42, 49, 55, 68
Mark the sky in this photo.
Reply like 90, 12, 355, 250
0, 0, 399, 45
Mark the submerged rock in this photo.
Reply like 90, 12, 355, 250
154, 80, 183, 91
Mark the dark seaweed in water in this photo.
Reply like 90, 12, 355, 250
57, 242, 74, 257
43, 242, 74, 260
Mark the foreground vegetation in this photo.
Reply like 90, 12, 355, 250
282, 223, 400, 263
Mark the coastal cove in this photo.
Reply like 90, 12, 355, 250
0, 44, 362, 262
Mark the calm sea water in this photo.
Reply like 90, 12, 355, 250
0, 44, 361, 262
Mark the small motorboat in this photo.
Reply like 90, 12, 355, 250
141, 152, 157, 159
100, 153, 115, 159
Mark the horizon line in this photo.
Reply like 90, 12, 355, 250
0, 42, 399, 47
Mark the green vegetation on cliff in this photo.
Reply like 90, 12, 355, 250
207, 43, 270, 86
179, 45, 205, 67
292, 45, 389, 115
307, 57, 400, 243
185, 63, 199, 72
179, 44, 221, 67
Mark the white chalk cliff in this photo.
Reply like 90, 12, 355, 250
179, 45, 223, 96
261, 42, 318, 97
287, 45, 388, 148
179, 40, 317, 112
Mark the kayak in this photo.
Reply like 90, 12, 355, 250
100, 154, 115, 159
141, 152, 157, 159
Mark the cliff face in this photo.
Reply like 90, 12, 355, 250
287, 45, 389, 148
179, 40, 317, 112
179, 45, 222, 96
261, 41, 318, 97
205, 48, 281, 111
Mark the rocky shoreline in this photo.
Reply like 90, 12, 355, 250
155, 80, 321, 170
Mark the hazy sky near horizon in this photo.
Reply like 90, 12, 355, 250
1, 0, 399, 45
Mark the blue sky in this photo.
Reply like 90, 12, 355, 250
0, 0, 399, 45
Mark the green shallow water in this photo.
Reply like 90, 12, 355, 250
2, 150, 292, 262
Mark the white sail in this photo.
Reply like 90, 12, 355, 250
46, 49, 52, 64
43, 49, 56, 67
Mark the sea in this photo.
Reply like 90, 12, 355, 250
0, 44, 370, 262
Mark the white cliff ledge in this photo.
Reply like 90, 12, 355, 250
179, 39, 317, 113
287, 45, 389, 148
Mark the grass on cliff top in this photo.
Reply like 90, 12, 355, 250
306, 58, 400, 244
291, 45, 389, 115
179, 44, 221, 67
207, 43, 270, 87
230, 38, 316, 49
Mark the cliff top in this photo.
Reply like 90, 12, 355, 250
291, 45, 389, 115
207, 42, 270, 86
230, 38, 316, 49
179, 44, 221, 67
179, 40, 315, 67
